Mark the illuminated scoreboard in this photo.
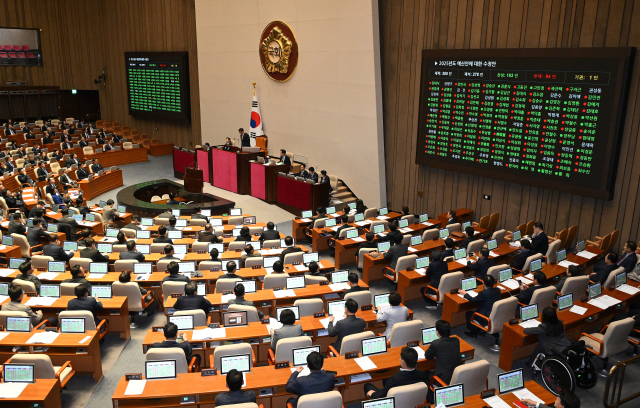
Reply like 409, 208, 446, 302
416, 48, 634, 199
125, 52, 191, 123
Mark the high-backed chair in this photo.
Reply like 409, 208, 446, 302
546, 239, 563, 264
344, 291, 373, 307
446, 223, 461, 233
114, 260, 138, 272
492, 229, 507, 244
11, 278, 37, 295
60, 282, 80, 296
198, 261, 222, 271
150, 243, 166, 254
328, 331, 375, 357
423, 272, 464, 307
290, 390, 343, 408
422, 228, 439, 241
123, 142, 133, 150
215, 278, 241, 293
431, 359, 490, 397
263, 274, 289, 290
368, 220, 388, 233
228, 241, 245, 251
189, 218, 206, 227
156, 260, 173, 272
263, 239, 281, 249
12, 233, 40, 258
525, 220, 535, 236
162, 282, 187, 301
0, 311, 41, 329
213, 343, 255, 372
146, 348, 198, 373
121, 228, 136, 238
560, 276, 590, 300
245, 257, 263, 268
58, 310, 108, 340
552, 228, 569, 248
112, 245, 127, 253
472, 215, 490, 230
174, 310, 209, 327
387, 383, 428, 408
227, 304, 260, 323
523, 286, 556, 310
69, 258, 92, 271
515, 253, 544, 274
486, 213, 500, 236
293, 299, 324, 317
471, 297, 518, 351
363, 208, 378, 219
9, 354, 75, 388
383, 254, 417, 283
401, 214, 415, 224
487, 265, 509, 281
357, 248, 376, 269
603, 267, 626, 288
268, 336, 312, 365
112, 281, 155, 328
305, 275, 327, 285
467, 239, 484, 255
580, 318, 635, 376
388, 320, 423, 348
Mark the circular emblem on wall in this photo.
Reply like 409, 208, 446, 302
259, 21, 298, 82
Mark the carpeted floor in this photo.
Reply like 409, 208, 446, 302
72, 155, 636, 408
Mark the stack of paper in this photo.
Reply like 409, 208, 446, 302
329, 226, 339, 232
412, 346, 426, 360
399, 227, 413, 233
559, 260, 578, 268
220, 294, 236, 304
0, 295, 9, 304
350, 373, 372, 383
124, 379, 147, 396
501, 279, 520, 290
512, 388, 544, 404
407, 247, 418, 253
268, 318, 283, 331
25, 297, 57, 306
329, 282, 351, 292
26, 332, 60, 344
355, 221, 368, 227
617, 284, 640, 295
268, 249, 283, 255
576, 251, 598, 259
509, 242, 522, 247
354, 356, 377, 371
0, 245, 5, 251
301, 218, 312, 223
291, 366, 311, 377
458, 290, 478, 299
258, 250, 270, 256
482, 395, 511, 408
588, 295, 620, 310
421, 222, 434, 226
0, 269, 13, 277
0, 382, 28, 398
36, 272, 60, 281
352, 237, 365, 242
519, 320, 541, 329
191, 327, 226, 340
415, 268, 426, 275
0, 332, 10, 341
294, 265, 308, 272
376, 216, 389, 220
274, 289, 296, 298
139, 226, 149, 230
489, 251, 500, 257
330, 213, 340, 218
569, 305, 587, 315
456, 259, 468, 266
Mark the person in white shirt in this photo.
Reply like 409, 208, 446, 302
376, 291, 408, 337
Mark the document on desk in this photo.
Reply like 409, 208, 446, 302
26, 332, 60, 344
509, 242, 521, 248
36, 272, 60, 281
291, 366, 311, 377
354, 356, 377, 371
412, 346, 426, 360
352, 237, 365, 242
482, 395, 511, 408
489, 251, 500, 257
355, 221, 368, 227
79, 336, 92, 344
617, 284, 640, 295
456, 259, 468, 266
274, 289, 296, 298
512, 388, 544, 404
330, 213, 340, 218
0, 295, 9, 304
421, 222, 434, 226
294, 265, 308, 272
269, 249, 283, 255
458, 290, 478, 299
192, 327, 226, 340
415, 268, 426, 275
376, 216, 389, 220
330, 226, 339, 232
329, 282, 351, 292
558, 260, 578, 268
501, 279, 520, 290
350, 373, 372, 383
25, 296, 57, 306
0, 245, 6, 251
301, 218, 312, 223
0, 332, 9, 341
576, 251, 598, 259
0, 382, 28, 398
220, 294, 236, 304
407, 247, 417, 253
139, 226, 149, 230
519, 320, 541, 329
0, 269, 13, 278
515, 276, 533, 285
569, 305, 587, 315
589, 295, 620, 309
258, 250, 270, 256
124, 379, 147, 396
135, 274, 150, 281
399, 227, 413, 234
268, 318, 283, 331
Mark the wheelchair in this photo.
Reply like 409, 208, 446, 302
530, 340, 598, 395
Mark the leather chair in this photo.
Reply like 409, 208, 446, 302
471, 296, 518, 351
387, 383, 428, 408
189, 218, 206, 227
580, 318, 635, 376
263, 239, 281, 248
293, 299, 324, 317
423, 272, 464, 307
12, 278, 37, 295
344, 291, 373, 307
174, 310, 209, 327
545, 239, 563, 264
156, 260, 173, 272
12, 233, 42, 258
383, 255, 417, 283
245, 257, 264, 268
9, 354, 75, 388
328, 331, 375, 357
198, 261, 222, 271
112, 245, 127, 253
120, 228, 136, 238
472, 215, 489, 230
492, 229, 507, 244
228, 216, 243, 225
290, 390, 343, 408
430, 359, 490, 397
150, 244, 166, 253
422, 228, 439, 241
215, 278, 241, 293
60, 282, 80, 297
603, 267, 626, 288
514, 253, 544, 274
114, 260, 138, 272
521, 286, 556, 310
400, 214, 415, 224
191, 242, 209, 253
263, 274, 289, 290
228, 241, 245, 251
227, 304, 260, 323
357, 248, 376, 269
363, 208, 378, 219
388, 320, 423, 348
146, 348, 198, 373
31, 254, 53, 269
283, 252, 303, 264
305, 275, 327, 285
559, 276, 590, 300
112, 281, 155, 328
69, 258, 92, 271
162, 282, 187, 302
368, 220, 388, 233
446, 223, 461, 233
59, 310, 108, 340
467, 239, 484, 255
268, 336, 312, 365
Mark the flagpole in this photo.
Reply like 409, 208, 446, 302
253, 82, 256, 96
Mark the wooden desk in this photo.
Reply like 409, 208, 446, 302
1, 379, 61, 408
250, 161, 290, 203
84, 148, 148, 167
78, 170, 124, 200
446, 381, 554, 408
277, 175, 331, 217
90, 206, 133, 225
148, 143, 174, 156
438, 208, 474, 225
0, 330, 103, 382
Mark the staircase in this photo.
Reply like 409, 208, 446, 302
330, 179, 358, 209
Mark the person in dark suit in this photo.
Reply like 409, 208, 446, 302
79, 135, 89, 147
280, 236, 303, 262
8, 213, 26, 236
555, 265, 582, 292
76, 163, 90, 180
310, 206, 326, 224
511, 239, 532, 271
15, 261, 42, 293
28, 201, 46, 219
530, 222, 549, 256
26, 218, 50, 247
379, 221, 402, 244
123, 215, 142, 231
297, 163, 309, 179
259, 222, 279, 242
441, 237, 456, 259
61, 139, 73, 150
424, 320, 463, 402
159, 245, 180, 261
41, 122, 49, 132
446, 210, 458, 225
79, 238, 110, 262
161, 262, 190, 284
166, 193, 179, 205
589, 252, 618, 284
62, 266, 91, 288
103, 141, 115, 152
467, 248, 494, 281
174, 282, 212, 317
31, 143, 42, 155
97, 128, 107, 142
234, 226, 252, 242
333, 214, 351, 239
285, 351, 335, 408
5, 124, 15, 135
328, 298, 365, 353
197, 224, 221, 243
45, 178, 60, 196
228, 283, 264, 319
306, 167, 319, 183
423, 249, 449, 309
24, 155, 38, 167
458, 226, 480, 249
35, 162, 48, 182
271, 308, 304, 351
342, 272, 367, 298
21, 124, 30, 133
119, 240, 146, 262
357, 232, 377, 252
50, 148, 62, 161
153, 226, 173, 244
91, 158, 103, 173
58, 168, 75, 190
279, 149, 291, 165
523, 307, 570, 367
459, 275, 502, 338
318, 170, 331, 190
222, 262, 241, 279
58, 208, 79, 240
67, 283, 104, 328
239, 128, 250, 147
215, 369, 256, 406
65, 153, 78, 168
517, 271, 548, 306
240, 244, 260, 268
616, 241, 637, 273
16, 146, 27, 158
523, 389, 581, 408
190, 206, 208, 222
149, 322, 200, 367
43, 234, 73, 262
364, 347, 428, 399
41, 132, 53, 145
17, 168, 35, 187
382, 235, 408, 270
166, 216, 178, 231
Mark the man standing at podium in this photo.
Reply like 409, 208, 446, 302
239, 128, 250, 147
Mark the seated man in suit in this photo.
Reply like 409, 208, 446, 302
43, 233, 74, 262
26, 217, 50, 247
556, 265, 582, 292
376, 291, 409, 337
15, 260, 42, 293
67, 284, 104, 330
197, 224, 221, 243
76, 229, 92, 247
240, 244, 260, 268
333, 214, 351, 239
166, 216, 179, 231
423, 249, 449, 309
285, 351, 335, 408
119, 240, 146, 262
97, 128, 107, 144
209, 248, 220, 261
523, 389, 581, 408
61, 138, 73, 150
511, 239, 532, 271
589, 252, 619, 284
365, 347, 428, 399
190, 206, 208, 222
307, 167, 319, 183
424, 320, 463, 402
91, 158, 103, 173
79, 135, 89, 147
79, 238, 110, 262
318, 170, 331, 189
149, 322, 200, 367
228, 282, 264, 319
517, 271, 548, 305
441, 237, 456, 259
279, 149, 292, 165
173, 282, 212, 317
123, 214, 142, 230
2, 285, 46, 326
328, 298, 365, 353
458, 226, 480, 249
44, 177, 59, 196
65, 153, 78, 168
76, 163, 90, 180
311, 206, 327, 224
459, 275, 502, 338
530, 222, 549, 256
41, 131, 53, 145
379, 221, 402, 244
297, 163, 309, 179
617, 241, 637, 273
259, 221, 280, 242
166, 193, 179, 205
446, 209, 458, 225
222, 262, 241, 279
153, 225, 173, 244
224, 137, 233, 146
58, 168, 75, 190
466, 248, 494, 281
382, 234, 408, 270
102, 140, 115, 152
28, 201, 46, 219
162, 261, 190, 284
215, 369, 256, 406
280, 236, 302, 262
271, 308, 304, 351
357, 232, 377, 252
234, 226, 252, 242
17, 168, 35, 187
342, 272, 367, 298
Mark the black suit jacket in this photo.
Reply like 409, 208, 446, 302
215, 390, 256, 406
91, 164, 103, 173
298, 170, 309, 179
149, 340, 193, 364
370, 369, 429, 399
153, 236, 173, 244
280, 155, 291, 165
424, 336, 462, 384
103, 144, 114, 152
459, 235, 480, 250
285, 370, 335, 408
327, 315, 366, 352
174, 294, 212, 316
67, 296, 103, 326
510, 249, 531, 271
197, 231, 220, 243
259, 229, 280, 242
618, 252, 637, 274
43, 243, 72, 262
8, 221, 26, 235
592, 264, 618, 285
465, 286, 502, 317
309, 172, 319, 183
62, 142, 73, 150
27, 226, 49, 247
531, 232, 549, 256
119, 250, 145, 262
425, 260, 449, 289
383, 244, 408, 270
76, 168, 89, 179
42, 136, 53, 144
446, 217, 458, 225
517, 284, 547, 305
17, 174, 34, 186
280, 246, 303, 262
241, 133, 250, 147
65, 159, 77, 168
441, 248, 455, 259
58, 216, 79, 239
79, 248, 109, 262
468, 257, 494, 280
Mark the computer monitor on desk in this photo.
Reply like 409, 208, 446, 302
223, 311, 248, 327
498, 368, 525, 394
220, 354, 250, 375
3, 364, 35, 383
362, 336, 387, 357
169, 314, 194, 330
276, 306, 300, 321
292, 346, 320, 367
145, 360, 177, 380
520, 304, 538, 322
331, 270, 349, 283
40, 284, 60, 298
362, 397, 395, 408
434, 383, 464, 407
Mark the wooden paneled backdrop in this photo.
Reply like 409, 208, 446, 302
0, 0, 201, 148
380, 0, 640, 253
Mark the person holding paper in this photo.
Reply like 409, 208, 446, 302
589, 253, 618, 285
342, 272, 367, 298
328, 298, 365, 353
228, 283, 263, 319
285, 351, 334, 408
149, 322, 200, 367
271, 309, 303, 352
511, 239, 532, 271
14, 261, 42, 293
424, 320, 462, 402
215, 369, 256, 405
376, 292, 409, 337
466, 248, 493, 281
364, 347, 428, 399
555, 265, 583, 292
173, 282, 211, 317
523, 307, 570, 368
2, 285, 46, 326
459, 275, 501, 338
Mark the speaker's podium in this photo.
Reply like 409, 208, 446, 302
184, 167, 203, 194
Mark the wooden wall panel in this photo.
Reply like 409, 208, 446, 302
0, 0, 201, 148
380, 0, 640, 254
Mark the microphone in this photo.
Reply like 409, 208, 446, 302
187, 161, 198, 169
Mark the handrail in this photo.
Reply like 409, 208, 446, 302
604, 354, 640, 408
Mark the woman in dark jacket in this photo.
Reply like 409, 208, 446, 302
524, 306, 570, 367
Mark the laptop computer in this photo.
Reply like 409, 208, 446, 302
7, 316, 30, 332
422, 327, 438, 345
222, 260, 238, 271
374, 293, 391, 312
379, 208, 388, 216
97, 243, 113, 254
373, 224, 385, 234
512, 230, 522, 242
208, 243, 224, 253
302, 252, 319, 266
326, 206, 336, 215
179, 261, 196, 275
301, 210, 313, 219
557, 249, 567, 263
439, 228, 450, 239
99, 200, 107, 208
616, 272, 627, 288
354, 213, 365, 222
362, 336, 387, 357
434, 383, 465, 407
201, 209, 211, 217
243, 216, 256, 225
557, 293, 573, 311
171, 209, 181, 217
169, 314, 194, 330
236, 280, 256, 293
60, 318, 86, 333
105, 228, 119, 237
410, 236, 423, 246
85, 213, 96, 222
222, 311, 248, 327
346, 229, 359, 239
498, 368, 525, 394
63, 241, 78, 252
416, 256, 430, 269
362, 397, 395, 408
331, 270, 349, 283
48, 261, 66, 273
264, 256, 279, 270
3, 364, 35, 383
520, 304, 538, 322
453, 248, 466, 261
219, 354, 250, 375
132, 262, 152, 275
138, 244, 151, 255
247, 241, 261, 251
499, 268, 513, 283
276, 306, 300, 321
145, 360, 177, 380
39, 284, 60, 298
461, 277, 477, 291
167, 230, 183, 240
197, 283, 207, 296
9, 258, 25, 269
230, 208, 242, 216
286, 276, 306, 290
175, 219, 188, 228
0, 283, 8, 296
136, 230, 151, 239
398, 219, 409, 229
325, 218, 337, 227
589, 282, 602, 299
377, 242, 390, 252
530, 258, 543, 273
419, 214, 429, 223
486, 239, 498, 251
232, 228, 242, 237
292, 346, 320, 368
47, 224, 58, 233
141, 218, 153, 226
72, 214, 83, 222
2, 236, 13, 246
91, 285, 112, 298
576, 239, 586, 254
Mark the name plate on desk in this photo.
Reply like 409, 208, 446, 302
37, 267, 46, 271
208, 323, 220, 329
262, 319, 270, 324
171, 293, 182, 298
197, 250, 206, 254
181, 396, 196, 404
223, 290, 233, 295
345, 351, 359, 359
273, 286, 283, 291
314, 312, 325, 318
292, 262, 300, 265
152, 326, 164, 333
45, 327, 58, 332
407, 341, 419, 347
210, 268, 220, 272
26, 292, 37, 297
252, 265, 262, 269
201, 369, 217, 376
125, 373, 143, 381
275, 361, 290, 369
361, 304, 373, 311
235, 249, 242, 252
320, 281, 329, 286
481, 389, 496, 399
